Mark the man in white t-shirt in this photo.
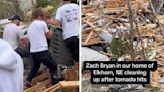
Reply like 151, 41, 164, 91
47, 0, 80, 63
0, 39, 24, 92
27, 9, 58, 86
3, 15, 29, 57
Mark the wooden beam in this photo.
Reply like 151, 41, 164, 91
24, 79, 51, 92
83, 6, 97, 13
83, 19, 96, 28
115, 10, 126, 18
60, 81, 79, 88
44, 81, 79, 92
49, 85, 61, 92
99, 51, 113, 57
84, 31, 93, 44
31, 72, 49, 86
44, 83, 61, 92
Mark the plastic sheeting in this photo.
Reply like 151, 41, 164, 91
81, 47, 110, 67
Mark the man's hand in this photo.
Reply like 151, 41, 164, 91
20, 36, 29, 48
45, 30, 53, 39
46, 18, 60, 27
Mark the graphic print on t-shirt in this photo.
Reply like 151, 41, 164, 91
65, 9, 78, 23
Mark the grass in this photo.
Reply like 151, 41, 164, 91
151, 87, 160, 92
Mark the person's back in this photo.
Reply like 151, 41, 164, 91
0, 39, 24, 92
3, 23, 22, 50
46, 0, 80, 62
46, 0, 80, 63
27, 20, 48, 53
56, 3, 80, 40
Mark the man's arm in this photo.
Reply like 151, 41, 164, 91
20, 36, 29, 48
46, 19, 60, 27
17, 29, 28, 48
45, 29, 53, 39
43, 22, 54, 39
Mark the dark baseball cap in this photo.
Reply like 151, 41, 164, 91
8, 15, 22, 21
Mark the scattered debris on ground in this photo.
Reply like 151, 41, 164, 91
82, 0, 164, 92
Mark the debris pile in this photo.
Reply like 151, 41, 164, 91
24, 64, 79, 92
82, 0, 164, 91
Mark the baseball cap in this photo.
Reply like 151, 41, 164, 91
8, 15, 22, 21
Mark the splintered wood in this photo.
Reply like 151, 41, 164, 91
44, 81, 79, 92
31, 72, 50, 86
24, 72, 51, 92
152, 68, 164, 87
82, 31, 102, 46
65, 63, 79, 81
24, 80, 79, 92
24, 63, 79, 92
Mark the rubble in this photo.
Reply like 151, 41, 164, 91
82, 0, 164, 92
24, 63, 79, 92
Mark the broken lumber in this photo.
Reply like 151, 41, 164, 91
31, 72, 49, 86
84, 31, 93, 44
24, 79, 51, 92
44, 83, 61, 92
44, 81, 79, 92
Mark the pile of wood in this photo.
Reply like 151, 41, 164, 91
24, 63, 79, 92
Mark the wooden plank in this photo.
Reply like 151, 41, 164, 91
115, 10, 126, 18
158, 54, 164, 58
84, 31, 93, 44
65, 68, 79, 81
31, 72, 49, 86
136, 0, 148, 3
82, 37, 102, 46
44, 81, 79, 92
159, 68, 164, 72
49, 85, 61, 92
44, 83, 61, 92
60, 81, 79, 88
83, 19, 101, 32
99, 51, 113, 57
105, 0, 126, 8
24, 79, 51, 92
83, 6, 97, 13
83, 19, 96, 28
157, 58, 164, 61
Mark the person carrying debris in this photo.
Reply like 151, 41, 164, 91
3, 15, 29, 57
47, 0, 80, 63
0, 39, 24, 92
26, 9, 58, 86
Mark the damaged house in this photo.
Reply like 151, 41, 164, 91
82, 0, 164, 92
